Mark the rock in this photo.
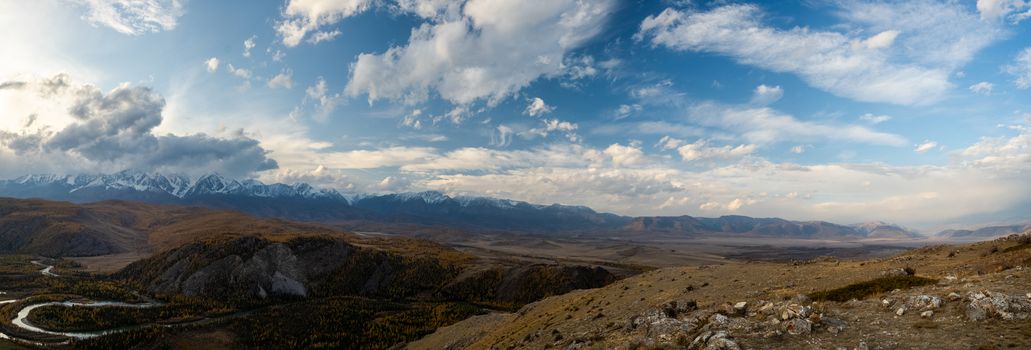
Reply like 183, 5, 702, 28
661, 299, 698, 318
791, 294, 811, 305
690, 331, 740, 350
966, 290, 1031, 321
920, 310, 933, 318
907, 295, 943, 310
881, 267, 915, 277
857, 341, 870, 350
895, 307, 906, 316
733, 301, 748, 313
710, 313, 730, 326
822, 317, 848, 334
947, 292, 962, 301
782, 318, 811, 335
881, 299, 893, 308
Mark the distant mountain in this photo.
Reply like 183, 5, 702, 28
0, 170, 919, 240
935, 224, 1031, 240
850, 221, 922, 239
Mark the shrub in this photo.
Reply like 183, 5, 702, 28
808, 275, 938, 302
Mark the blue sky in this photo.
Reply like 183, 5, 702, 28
1, 0, 1030, 230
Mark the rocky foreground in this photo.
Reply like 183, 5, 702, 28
412, 233, 1031, 350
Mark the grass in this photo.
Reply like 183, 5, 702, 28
808, 275, 938, 302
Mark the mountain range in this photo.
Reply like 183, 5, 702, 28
0, 170, 928, 240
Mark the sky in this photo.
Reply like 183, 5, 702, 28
1, 0, 1030, 230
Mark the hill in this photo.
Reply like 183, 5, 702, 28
413, 231, 1031, 349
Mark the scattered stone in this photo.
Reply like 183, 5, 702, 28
921, 310, 933, 318
782, 318, 812, 335
947, 292, 962, 301
822, 317, 848, 334
895, 307, 906, 316
733, 301, 748, 314
689, 331, 740, 350
907, 295, 943, 310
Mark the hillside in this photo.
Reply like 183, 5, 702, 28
0, 198, 345, 258
413, 231, 1031, 349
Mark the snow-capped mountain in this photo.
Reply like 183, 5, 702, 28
0, 170, 926, 239
0, 170, 344, 201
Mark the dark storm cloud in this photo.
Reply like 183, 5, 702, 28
1, 74, 280, 177
146, 134, 279, 178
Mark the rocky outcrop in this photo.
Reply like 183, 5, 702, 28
966, 290, 1031, 321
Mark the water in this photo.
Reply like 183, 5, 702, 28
11, 301, 160, 339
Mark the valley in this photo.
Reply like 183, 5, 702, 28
0, 178, 1026, 349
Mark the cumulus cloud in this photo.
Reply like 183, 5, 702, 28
345, 0, 616, 107
243, 36, 256, 57
0, 75, 278, 178
75, 0, 185, 35
276, 0, 374, 47
491, 125, 514, 147
637, 3, 1002, 105
523, 119, 580, 143
307, 29, 341, 44
524, 97, 555, 117
750, 84, 783, 105
267, 70, 294, 89
205, 57, 220, 73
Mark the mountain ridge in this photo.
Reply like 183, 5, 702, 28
0, 170, 924, 240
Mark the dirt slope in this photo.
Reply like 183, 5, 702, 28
412, 232, 1031, 350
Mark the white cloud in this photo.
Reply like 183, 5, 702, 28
656, 135, 684, 150
307, 29, 341, 44
790, 145, 807, 154
750, 84, 783, 105
615, 104, 642, 119
603, 143, 645, 167
267, 70, 294, 89
914, 140, 939, 153
243, 36, 257, 57
977, 0, 1031, 22
1007, 47, 1031, 89
969, 81, 994, 95
638, 3, 1001, 105
860, 30, 899, 49
692, 104, 907, 146
303, 77, 343, 121
227, 64, 252, 79
523, 119, 580, 143
345, 0, 617, 107
859, 113, 892, 124
675, 140, 756, 161
524, 97, 555, 117
75, 0, 185, 35
205, 57, 220, 73
276, 0, 375, 47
